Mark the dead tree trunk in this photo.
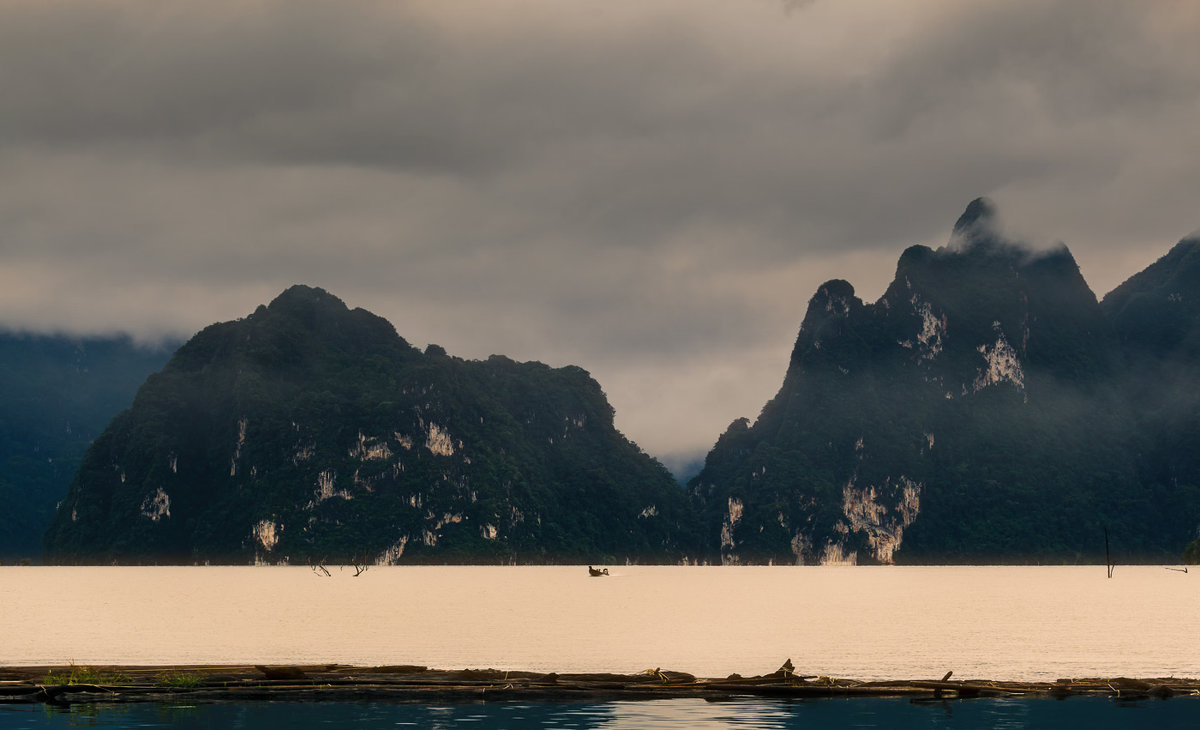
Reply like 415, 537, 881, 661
1105, 527, 1114, 579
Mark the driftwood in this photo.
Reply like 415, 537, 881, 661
254, 665, 306, 680
3, 664, 1199, 706
369, 665, 428, 674
28, 684, 117, 704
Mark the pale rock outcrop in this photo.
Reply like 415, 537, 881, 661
140, 488, 171, 522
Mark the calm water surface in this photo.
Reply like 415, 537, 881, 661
2, 697, 1199, 730
2, 565, 1196, 680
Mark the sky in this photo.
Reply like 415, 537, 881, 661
1, 1, 1198, 467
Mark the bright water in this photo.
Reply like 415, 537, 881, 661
3, 565, 1198, 728
2, 565, 1196, 680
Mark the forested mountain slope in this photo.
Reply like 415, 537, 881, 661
45, 286, 692, 564
690, 200, 1200, 564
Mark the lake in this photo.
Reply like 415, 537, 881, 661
2, 565, 1195, 681
3, 696, 1200, 730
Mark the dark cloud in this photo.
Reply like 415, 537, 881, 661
1, 0, 1197, 457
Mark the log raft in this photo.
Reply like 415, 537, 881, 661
1, 664, 1197, 705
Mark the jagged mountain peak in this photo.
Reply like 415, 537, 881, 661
951, 196, 998, 237
206, 284, 414, 367
1102, 235, 1200, 358
258, 284, 394, 336
266, 284, 348, 313
946, 197, 1018, 256
944, 198, 1070, 266
691, 199, 1152, 567
1104, 235, 1200, 305
888, 206, 1093, 352
802, 279, 861, 323
895, 243, 936, 271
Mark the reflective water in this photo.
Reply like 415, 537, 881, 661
1, 697, 1198, 730
1, 565, 1196, 680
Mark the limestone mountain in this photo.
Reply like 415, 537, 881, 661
690, 199, 1198, 565
0, 332, 176, 561
1102, 235, 1200, 361
1101, 236, 1200, 534
44, 286, 692, 564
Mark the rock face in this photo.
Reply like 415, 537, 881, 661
44, 286, 693, 564
0, 333, 176, 561
690, 199, 1200, 565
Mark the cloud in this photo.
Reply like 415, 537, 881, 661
0, 0, 1197, 458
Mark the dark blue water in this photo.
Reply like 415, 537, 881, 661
1, 697, 1196, 729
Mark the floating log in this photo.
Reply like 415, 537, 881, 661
254, 665, 329, 680
3, 665, 1199, 706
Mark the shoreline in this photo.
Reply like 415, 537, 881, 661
2, 664, 1197, 705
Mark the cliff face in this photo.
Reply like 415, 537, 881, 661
690, 200, 1197, 565
44, 286, 693, 564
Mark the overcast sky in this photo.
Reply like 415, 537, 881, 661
1, 1, 1198, 465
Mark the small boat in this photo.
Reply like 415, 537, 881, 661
587, 566, 609, 577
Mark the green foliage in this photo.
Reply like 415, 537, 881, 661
1183, 538, 1200, 565
153, 670, 206, 688
43, 663, 131, 686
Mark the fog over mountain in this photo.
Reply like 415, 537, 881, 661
0, 332, 175, 560
1, 1, 1198, 463
43, 204, 1200, 564
690, 200, 1200, 565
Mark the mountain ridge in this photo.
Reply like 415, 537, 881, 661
689, 199, 1197, 565
35, 201, 1200, 565
44, 285, 695, 565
